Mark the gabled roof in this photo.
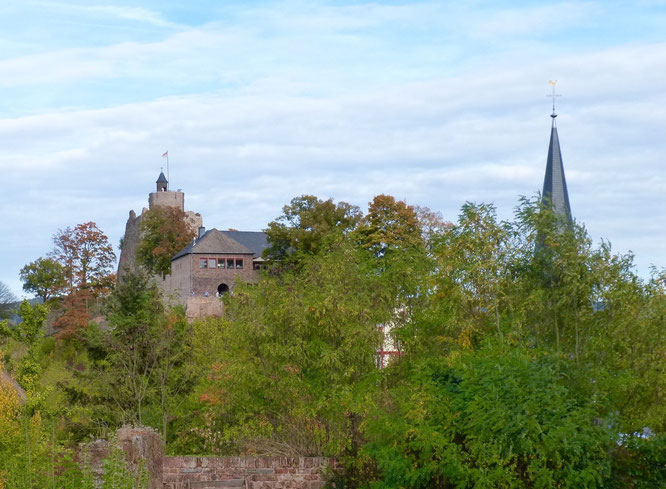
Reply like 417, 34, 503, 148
541, 114, 572, 222
172, 228, 256, 260
156, 171, 168, 183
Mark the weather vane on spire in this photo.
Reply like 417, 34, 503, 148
548, 80, 561, 117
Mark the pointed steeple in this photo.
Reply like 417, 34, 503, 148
541, 111, 572, 222
156, 170, 168, 192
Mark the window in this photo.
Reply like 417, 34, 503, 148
217, 259, 225, 269
227, 258, 234, 269
199, 258, 207, 269
208, 258, 216, 269
236, 259, 243, 269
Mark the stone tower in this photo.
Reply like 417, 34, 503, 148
117, 172, 202, 280
148, 171, 185, 211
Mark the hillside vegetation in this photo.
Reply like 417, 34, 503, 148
1, 195, 665, 488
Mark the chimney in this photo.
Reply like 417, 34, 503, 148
198, 226, 206, 239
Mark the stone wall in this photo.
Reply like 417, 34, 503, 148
83, 427, 333, 489
163, 456, 333, 489
117, 426, 165, 489
184, 296, 224, 320
149, 190, 185, 212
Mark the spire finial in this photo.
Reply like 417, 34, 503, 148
548, 80, 561, 118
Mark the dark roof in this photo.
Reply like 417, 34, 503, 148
541, 114, 572, 222
156, 171, 168, 183
172, 228, 265, 260
221, 231, 269, 257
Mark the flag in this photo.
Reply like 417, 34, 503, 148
162, 150, 168, 158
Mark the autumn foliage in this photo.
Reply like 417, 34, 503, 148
137, 207, 196, 275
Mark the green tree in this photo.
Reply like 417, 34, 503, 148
0, 300, 47, 352
364, 343, 613, 489
153, 307, 191, 443
429, 203, 513, 346
264, 195, 362, 262
19, 257, 66, 303
104, 272, 164, 425
188, 239, 388, 456
136, 207, 196, 276
355, 195, 432, 317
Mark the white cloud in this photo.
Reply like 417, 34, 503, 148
1, 1, 665, 295
469, 2, 599, 39
27, 1, 179, 28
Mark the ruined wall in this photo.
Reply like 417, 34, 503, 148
82, 427, 164, 489
117, 193, 201, 282
117, 209, 144, 280
83, 427, 333, 489
163, 456, 333, 489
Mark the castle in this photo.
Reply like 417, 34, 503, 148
118, 107, 571, 321
117, 172, 267, 318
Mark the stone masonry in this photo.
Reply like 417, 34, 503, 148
118, 172, 267, 319
84, 427, 332, 489
163, 456, 333, 489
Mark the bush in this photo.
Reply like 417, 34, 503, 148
362, 344, 613, 488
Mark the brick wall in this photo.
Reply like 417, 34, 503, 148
162, 456, 334, 489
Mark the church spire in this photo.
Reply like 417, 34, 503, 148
541, 81, 571, 222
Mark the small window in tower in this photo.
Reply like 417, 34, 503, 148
199, 258, 207, 269
208, 258, 216, 269
236, 259, 243, 269
217, 259, 225, 269
227, 258, 234, 269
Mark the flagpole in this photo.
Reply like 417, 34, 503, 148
162, 150, 170, 190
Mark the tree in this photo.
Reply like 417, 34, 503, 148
431, 202, 513, 344
364, 344, 613, 489
187, 239, 389, 456
0, 281, 17, 319
19, 257, 66, 302
354, 195, 431, 313
153, 307, 191, 443
263, 195, 362, 262
355, 194, 423, 258
1, 300, 48, 349
50, 222, 116, 293
136, 207, 196, 276
51, 288, 94, 339
104, 271, 164, 425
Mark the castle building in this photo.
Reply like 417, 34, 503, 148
118, 173, 267, 318
117, 172, 203, 280
166, 227, 268, 301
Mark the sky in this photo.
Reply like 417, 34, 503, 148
1, 0, 665, 298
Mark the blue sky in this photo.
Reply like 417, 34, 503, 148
1, 1, 665, 297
